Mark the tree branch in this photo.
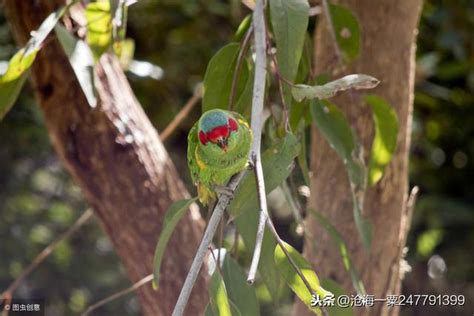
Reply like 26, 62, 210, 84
245, 0, 269, 284
171, 172, 245, 316
160, 85, 202, 142
1, 208, 94, 300
81, 273, 154, 316
229, 26, 253, 111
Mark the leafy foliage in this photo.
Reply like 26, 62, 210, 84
222, 256, 260, 315
202, 43, 249, 112
269, 0, 309, 105
308, 209, 366, 296
366, 95, 399, 186
329, 4, 361, 62
152, 198, 198, 289
291, 74, 379, 102
207, 271, 233, 316
54, 24, 97, 108
0, 49, 37, 120
85, 0, 113, 60
274, 242, 331, 315
310, 100, 372, 249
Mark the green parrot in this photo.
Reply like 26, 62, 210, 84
187, 109, 253, 205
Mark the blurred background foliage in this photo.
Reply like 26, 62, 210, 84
0, 0, 472, 315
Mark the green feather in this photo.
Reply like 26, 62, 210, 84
187, 110, 252, 205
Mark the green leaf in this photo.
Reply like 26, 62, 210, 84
116, 38, 135, 70
329, 4, 361, 63
222, 256, 260, 316
208, 271, 232, 316
310, 100, 372, 249
310, 100, 354, 159
274, 242, 332, 315
0, 49, 37, 121
55, 24, 97, 108
229, 134, 300, 218
233, 64, 253, 119
0, 2, 73, 119
289, 34, 312, 131
202, 43, 249, 112
85, 0, 113, 60
292, 74, 379, 102
296, 121, 310, 186
320, 279, 354, 316
270, 0, 309, 106
152, 197, 198, 289
365, 95, 399, 186
234, 14, 252, 41
308, 209, 366, 296
231, 134, 300, 300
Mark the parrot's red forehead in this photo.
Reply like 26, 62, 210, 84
199, 118, 238, 145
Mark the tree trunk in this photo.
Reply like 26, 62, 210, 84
294, 1, 422, 315
3, 1, 208, 315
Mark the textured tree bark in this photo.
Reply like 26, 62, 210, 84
294, 1, 422, 316
4, 1, 208, 315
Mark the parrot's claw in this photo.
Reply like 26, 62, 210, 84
215, 185, 234, 199
247, 159, 255, 170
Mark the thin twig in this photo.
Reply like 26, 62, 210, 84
209, 247, 224, 278
81, 274, 154, 316
172, 172, 246, 316
246, 154, 268, 284
1, 208, 94, 300
160, 86, 203, 142
265, 219, 316, 297
321, 0, 342, 63
229, 26, 253, 111
246, 0, 268, 284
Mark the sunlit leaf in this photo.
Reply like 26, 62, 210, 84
55, 24, 97, 108
128, 59, 163, 80
222, 256, 260, 316
231, 134, 300, 300
85, 0, 113, 60
24, 3, 74, 56
310, 100, 372, 249
308, 209, 366, 296
417, 228, 443, 258
269, 0, 309, 106
116, 38, 135, 70
0, 2, 74, 119
274, 242, 332, 315
234, 14, 252, 41
0, 49, 37, 120
292, 74, 379, 102
208, 271, 232, 316
152, 197, 198, 289
329, 4, 361, 63
365, 95, 399, 186
320, 279, 354, 316
202, 43, 249, 112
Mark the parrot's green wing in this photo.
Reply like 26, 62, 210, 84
187, 121, 199, 185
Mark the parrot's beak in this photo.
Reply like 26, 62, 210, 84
217, 138, 228, 152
